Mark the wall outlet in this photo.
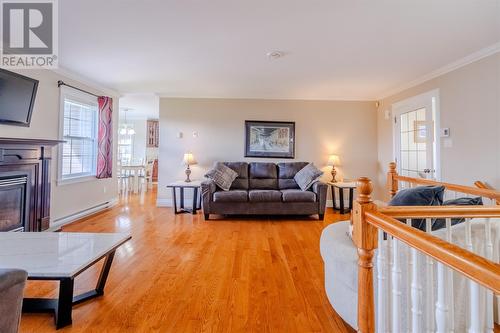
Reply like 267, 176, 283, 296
177, 132, 183, 139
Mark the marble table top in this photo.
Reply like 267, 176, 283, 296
0, 232, 131, 278
327, 181, 357, 188
167, 180, 202, 187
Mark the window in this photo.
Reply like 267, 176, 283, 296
58, 86, 98, 183
118, 125, 134, 163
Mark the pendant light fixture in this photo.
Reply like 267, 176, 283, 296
120, 108, 135, 136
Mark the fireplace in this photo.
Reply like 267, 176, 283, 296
0, 138, 61, 231
0, 173, 29, 232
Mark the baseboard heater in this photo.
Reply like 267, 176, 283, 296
47, 198, 118, 231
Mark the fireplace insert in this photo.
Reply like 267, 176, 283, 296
0, 173, 29, 232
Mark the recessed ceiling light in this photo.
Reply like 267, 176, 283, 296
267, 51, 285, 59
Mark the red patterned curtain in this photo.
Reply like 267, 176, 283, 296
96, 96, 113, 179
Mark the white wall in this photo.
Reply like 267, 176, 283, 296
376, 53, 500, 199
0, 68, 120, 225
131, 118, 147, 162
158, 98, 378, 205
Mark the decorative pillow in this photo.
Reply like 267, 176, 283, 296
389, 185, 445, 206
294, 163, 323, 191
432, 197, 483, 230
205, 162, 238, 191
443, 197, 483, 206
389, 185, 445, 231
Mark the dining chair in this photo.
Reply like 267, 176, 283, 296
138, 160, 154, 192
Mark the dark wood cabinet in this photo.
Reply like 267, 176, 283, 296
0, 138, 62, 231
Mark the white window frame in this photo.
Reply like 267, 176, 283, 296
57, 86, 99, 185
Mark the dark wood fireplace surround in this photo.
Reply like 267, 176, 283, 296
0, 138, 62, 231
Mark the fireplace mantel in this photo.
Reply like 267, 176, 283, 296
0, 137, 64, 146
0, 137, 63, 231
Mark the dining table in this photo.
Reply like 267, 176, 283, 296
120, 164, 145, 194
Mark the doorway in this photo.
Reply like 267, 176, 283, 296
392, 89, 440, 180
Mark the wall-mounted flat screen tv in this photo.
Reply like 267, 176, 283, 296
0, 68, 38, 126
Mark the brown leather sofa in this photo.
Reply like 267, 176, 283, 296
201, 162, 327, 220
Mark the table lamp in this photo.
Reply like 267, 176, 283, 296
182, 153, 197, 182
327, 154, 340, 182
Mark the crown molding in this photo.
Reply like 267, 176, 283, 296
49, 66, 122, 97
378, 42, 500, 100
156, 94, 375, 102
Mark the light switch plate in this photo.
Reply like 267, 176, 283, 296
440, 128, 450, 137
384, 109, 391, 120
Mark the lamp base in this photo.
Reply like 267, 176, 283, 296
185, 167, 192, 182
331, 167, 337, 183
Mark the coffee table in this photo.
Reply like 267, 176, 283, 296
0, 232, 131, 329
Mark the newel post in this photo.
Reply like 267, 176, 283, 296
353, 177, 378, 333
387, 162, 399, 198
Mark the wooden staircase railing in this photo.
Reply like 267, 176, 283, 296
475, 180, 500, 205
353, 164, 500, 333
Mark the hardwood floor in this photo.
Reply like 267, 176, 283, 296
20, 187, 353, 333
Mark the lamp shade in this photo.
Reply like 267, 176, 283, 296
327, 154, 340, 166
182, 153, 197, 166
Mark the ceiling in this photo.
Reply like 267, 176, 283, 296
119, 94, 159, 120
59, 0, 500, 100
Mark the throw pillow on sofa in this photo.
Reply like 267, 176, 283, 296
389, 185, 445, 231
294, 163, 323, 191
205, 162, 238, 191
432, 196, 483, 230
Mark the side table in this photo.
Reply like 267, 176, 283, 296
167, 180, 202, 214
328, 181, 357, 214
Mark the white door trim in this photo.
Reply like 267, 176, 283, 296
391, 89, 441, 181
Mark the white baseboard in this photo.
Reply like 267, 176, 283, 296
47, 197, 119, 231
158, 198, 348, 209
327, 199, 351, 208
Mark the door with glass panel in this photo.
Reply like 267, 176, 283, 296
393, 91, 439, 181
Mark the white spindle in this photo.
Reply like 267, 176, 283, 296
392, 236, 402, 332
387, 234, 393, 329
425, 218, 435, 332
411, 247, 423, 332
464, 217, 482, 333
377, 230, 388, 333
405, 219, 412, 328
469, 281, 481, 333
436, 261, 449, 333
445, 217, 455, 331
484, 213, 494, 333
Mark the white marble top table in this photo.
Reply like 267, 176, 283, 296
327, 181, 357, 188
167, 180, 202, 188
0, 232, 131, 278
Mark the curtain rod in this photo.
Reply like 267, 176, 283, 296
57, 80, 102, 98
